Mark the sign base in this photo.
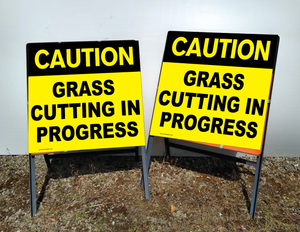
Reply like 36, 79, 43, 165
29, 146, 150, 216
143, 136, 264, 219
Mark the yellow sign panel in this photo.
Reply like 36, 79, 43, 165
150, 31, 279, 151
27, 41, 145, 153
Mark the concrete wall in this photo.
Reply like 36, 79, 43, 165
1, 0, 300, 156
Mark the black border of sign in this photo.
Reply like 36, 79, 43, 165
143, 31, 280, 219
27, 40, 150, 216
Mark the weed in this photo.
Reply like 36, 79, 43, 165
77, 211, 89, 222
89, 164, 96, 174
92, 176, 102, 185
133, 224, 138, 231
173, 157, 178, 166
69, 191, 81, 200
154, 159, 159, 167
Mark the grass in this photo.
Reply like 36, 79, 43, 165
0, 154, 300, 231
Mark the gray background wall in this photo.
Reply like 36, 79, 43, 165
1, 0, 299, 156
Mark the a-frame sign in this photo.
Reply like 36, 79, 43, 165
145, 31, 279, 219
27, 40, 150, 216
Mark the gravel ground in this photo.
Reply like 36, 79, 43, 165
0, 153, 300, 231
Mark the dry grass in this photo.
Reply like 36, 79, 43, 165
0, 153, 299, 231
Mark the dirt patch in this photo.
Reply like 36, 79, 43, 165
0, 154, 300, 231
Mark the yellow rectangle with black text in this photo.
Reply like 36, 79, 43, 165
150, 62, 273, 150
27, 40, 145, 153
28, 72, 145, 153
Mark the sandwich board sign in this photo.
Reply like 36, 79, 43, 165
147, 31, 279, 218
150, 31, 279, 153
27, 40, 149, 215
27, 40, 145, 153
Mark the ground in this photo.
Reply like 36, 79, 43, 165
0, 153, 300, 231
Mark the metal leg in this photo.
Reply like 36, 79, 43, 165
164, 138, 171, 157
250, 154, 263, 219
140, 136, 154, 186
29, 154, 37, 216
141, 146, 150, 200
146, 136, 154, 171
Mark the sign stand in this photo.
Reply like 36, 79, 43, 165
159, 137, 265, 219
141, 146, 150, 200
144, 31, 279, 219
30, 146, 149, 216
141, 136, 264, 218
250, 148, 263, 218
29, 154, 37, 216
27, 40, 149, 216
140, 136, 154, 197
